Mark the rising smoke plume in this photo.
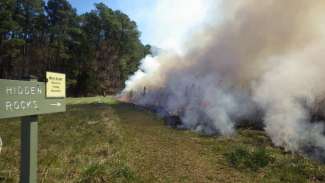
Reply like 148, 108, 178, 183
121, 0, 325, 160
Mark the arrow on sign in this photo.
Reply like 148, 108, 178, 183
50, 102, 62, 107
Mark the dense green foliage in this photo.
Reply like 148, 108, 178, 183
0, 0, 150, 96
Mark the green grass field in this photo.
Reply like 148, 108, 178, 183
0, 97, 325, 182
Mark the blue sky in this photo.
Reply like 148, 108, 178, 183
68, 0, 156, 45
68, 0, 216, 51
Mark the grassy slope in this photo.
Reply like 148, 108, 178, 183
0, 96, 324, 183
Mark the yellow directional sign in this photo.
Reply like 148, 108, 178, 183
46, 72, 66, 98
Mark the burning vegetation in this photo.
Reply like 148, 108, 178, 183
120, 0, 325, 161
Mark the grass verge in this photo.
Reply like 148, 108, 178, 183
0, 97, 324, 182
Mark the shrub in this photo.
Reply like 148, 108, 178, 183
225, 146, 272, 171
78, 162, 141, 183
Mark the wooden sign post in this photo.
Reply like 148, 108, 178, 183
0, 72, 66, 183
21, 115, 38, 183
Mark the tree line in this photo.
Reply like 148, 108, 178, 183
0, 0, 151, 96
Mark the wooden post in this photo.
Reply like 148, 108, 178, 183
21, 76, 38, 183
20, 115, 38, 183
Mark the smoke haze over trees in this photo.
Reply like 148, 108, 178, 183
0, 0, 150, 96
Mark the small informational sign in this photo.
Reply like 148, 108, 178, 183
0, 79, 66, 119
46, 72, 66, 98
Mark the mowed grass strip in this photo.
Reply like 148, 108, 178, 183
0, 97, 324, 182
0, 100, 141, 183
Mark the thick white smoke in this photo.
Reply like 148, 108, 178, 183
121, 0, 325, 159
254, 44, 325, 155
